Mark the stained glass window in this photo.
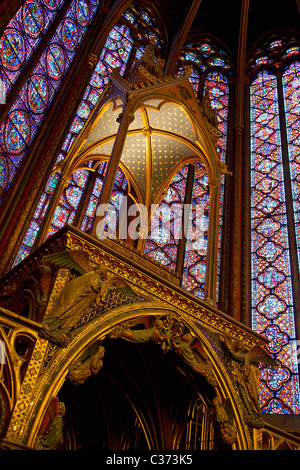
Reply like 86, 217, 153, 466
0, 0, 65, 97
123, 4, 164, 50
59, 22, 135, 171
102, 167, 128, 238
181, 163, 210, 299
203, 72, 229, 298
179, 40, 232, 76
145, 165, 189, 270
249, 36, 300, 70
0, 0, 100, 203
80, 162, 107, 233
282, 61, 300, 267
250, 43, 300, 413
13, 169, 60, 265
80, 163, 128, 238
175, 40, 231, 302
13, 20, 134, 264
46, 166, 90, 238
177, 65, 200, 94
145, 161, 211, 300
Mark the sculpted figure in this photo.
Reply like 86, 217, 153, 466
111, 314, 217, 387
116, 318, 166, 346
218, 159, 233, 175
201, 326, 278, 428
222, 335, 278, 428
43, 266, 109, 333
67, 345, 105, 385
141, 39, 156, 70
40, 250, 130, 346
171, 331, 217, 387
154, 57, 166, 78
34, 399, 66, 450
210, 397, 237, 445
183, 64, 193, 77
201, 88, 214, 123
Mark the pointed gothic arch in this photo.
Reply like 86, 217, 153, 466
18, 303, 251, 450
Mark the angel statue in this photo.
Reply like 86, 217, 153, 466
34, 397, 66, 450
110, 317, 166, 345
209, 397, 237, 446
110, 314, 217, 387
170, 330, 217, 387
219, 333, 278, 428
40, 250, 131, 346
66, 342, 105, 385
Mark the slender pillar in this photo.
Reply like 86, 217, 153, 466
92, 0, 133, 57
136, 125, 153, 253
242, 75, 251, 326
91, 101, 135, 238
229, 0, 249, 320
73, 167, 98, 230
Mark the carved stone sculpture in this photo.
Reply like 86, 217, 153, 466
210, 397, 237, 445
110, 313, 217, 387
66, 345, 105, 385
39, 250, 131, 346
201, 326, 278, 429
34, 399, 66, 450
221, 334, 278, 428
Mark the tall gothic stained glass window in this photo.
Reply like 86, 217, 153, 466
0, 0, 100, 204
0, 0, 65, 96
144, 161, 211, 301
249, 37, 300, 413
199, 71, 229, 299
80, 163, 128, 238
13, 4, 166, 266
282, 62, 300, 267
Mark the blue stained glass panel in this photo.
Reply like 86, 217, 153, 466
27, 74, 49, 113
1, 0, 99, 204
0, 0, 64, 96
61, 18, 79, 51
282, 62, 300, 267
250, 70, 300, 414
23, 1, 45, 38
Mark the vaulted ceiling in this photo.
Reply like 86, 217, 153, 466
157, 0, 300, 59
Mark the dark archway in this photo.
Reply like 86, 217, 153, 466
58, 336, 218, 450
